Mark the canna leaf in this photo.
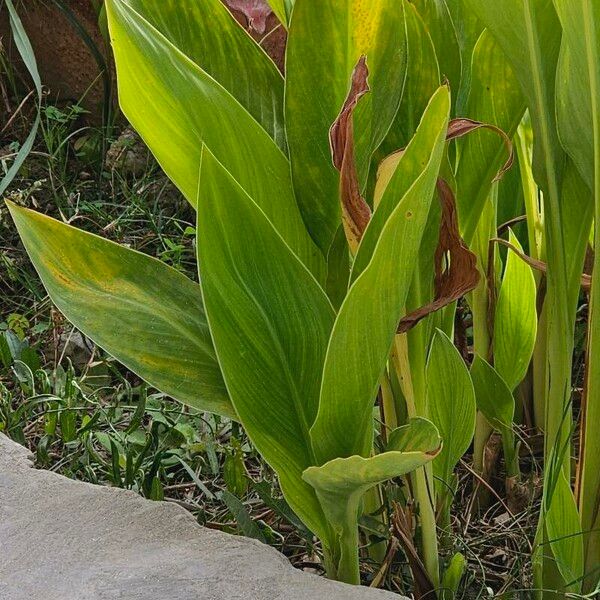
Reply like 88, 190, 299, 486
303, 418, 441, 584
105, 0, 324, 281
6, 201, 234, 420
553, 3, 600, 590
545, 470, 584, 594
454, 29, 525, 244
412, 0, 461, 109
354, 88, 450, 279
195, 148, 334, 542
387, 416, 441, 453
396, 178, 479, 334
329, 56, 373, 253
121, 0, 285, 148
470, 355, 514, 432
382, 1, 439, 151
265, 0, 291, 26
494, 229, 537, 392
311, 86, 450, 463
426, 330, 476, 492
285, 0, 408, 253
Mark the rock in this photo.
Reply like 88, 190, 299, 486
105, 127, 152, 177
0, 434, 405, 600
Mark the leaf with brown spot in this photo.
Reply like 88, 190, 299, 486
329, 55, 372, 253
447, 117, 514, 180
398, 178, 480, 333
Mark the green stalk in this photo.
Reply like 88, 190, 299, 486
335, 518, 361, 585
516, 124, 547, 430
392, 334, 440, 588
470, 190, 496, 486
578, 2, 600, 588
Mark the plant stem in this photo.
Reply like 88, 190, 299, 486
470, 192, 495, 490
392, 334, 440, 588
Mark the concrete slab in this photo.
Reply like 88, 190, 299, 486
0, 433, 405, 600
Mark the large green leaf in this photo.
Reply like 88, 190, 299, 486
303, 418, 440, 584
285, 0, 408, 253
454, 29, 525, 244
310, 86, 450, 464
105, 0, 324, 281
426, 330, 476, 491
382, 1, 439, 151
6, 201, 233, 420
121, 0, 285, 148
412, 0, 461, 109
494, 230, 537, 392
195, 148, 334, 542
353, 88, 448, 280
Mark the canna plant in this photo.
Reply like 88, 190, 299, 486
6, 0, 464, 588
8, 0, 600, 596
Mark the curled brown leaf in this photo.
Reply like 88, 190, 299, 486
491, 237, 592, 290
397, 178, 480, 334
446, 117, 514, 181
329, 55, 372, 253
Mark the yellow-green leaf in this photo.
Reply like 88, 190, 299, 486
105, 0, 324, 281
195, 148, 334, 542
285, 0, 408, 253
494, 230, 537, 392
427, 330, 476, 489
310, 86, 450, 464
7, 201, 234, 420
121, 0, 285, 148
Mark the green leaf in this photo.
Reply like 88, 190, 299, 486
311, 86, 450, 464
412, 0, 461, 108
494, 230, 537, 392
554, 3, 600, 587
470, 355, 514, 431
553, 1, 599, 193
0, 0, 42, 196
266, 0, 292, 26
426, 330, 476, 489
441, 552, 467, 600
121, 0, 285, 148
545, 471, 584, 593
6, 201, 234, 420
105, 0, 324, 281
222, 490, 267, 543
354, 88, 450, 279
303, 418, 440, 583
195, 148, 334, 542
382, 1, 439, 151
454, 29, 525, 244
464, 0, 562, 194
285, 0, 408, 253
387, 416, 441, 453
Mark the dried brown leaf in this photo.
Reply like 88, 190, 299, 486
446, 117, 514, 180
329, 55, 372, 252
491, 237, 592, 290
397, 178, 480, 333
391, 503, 435, 599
